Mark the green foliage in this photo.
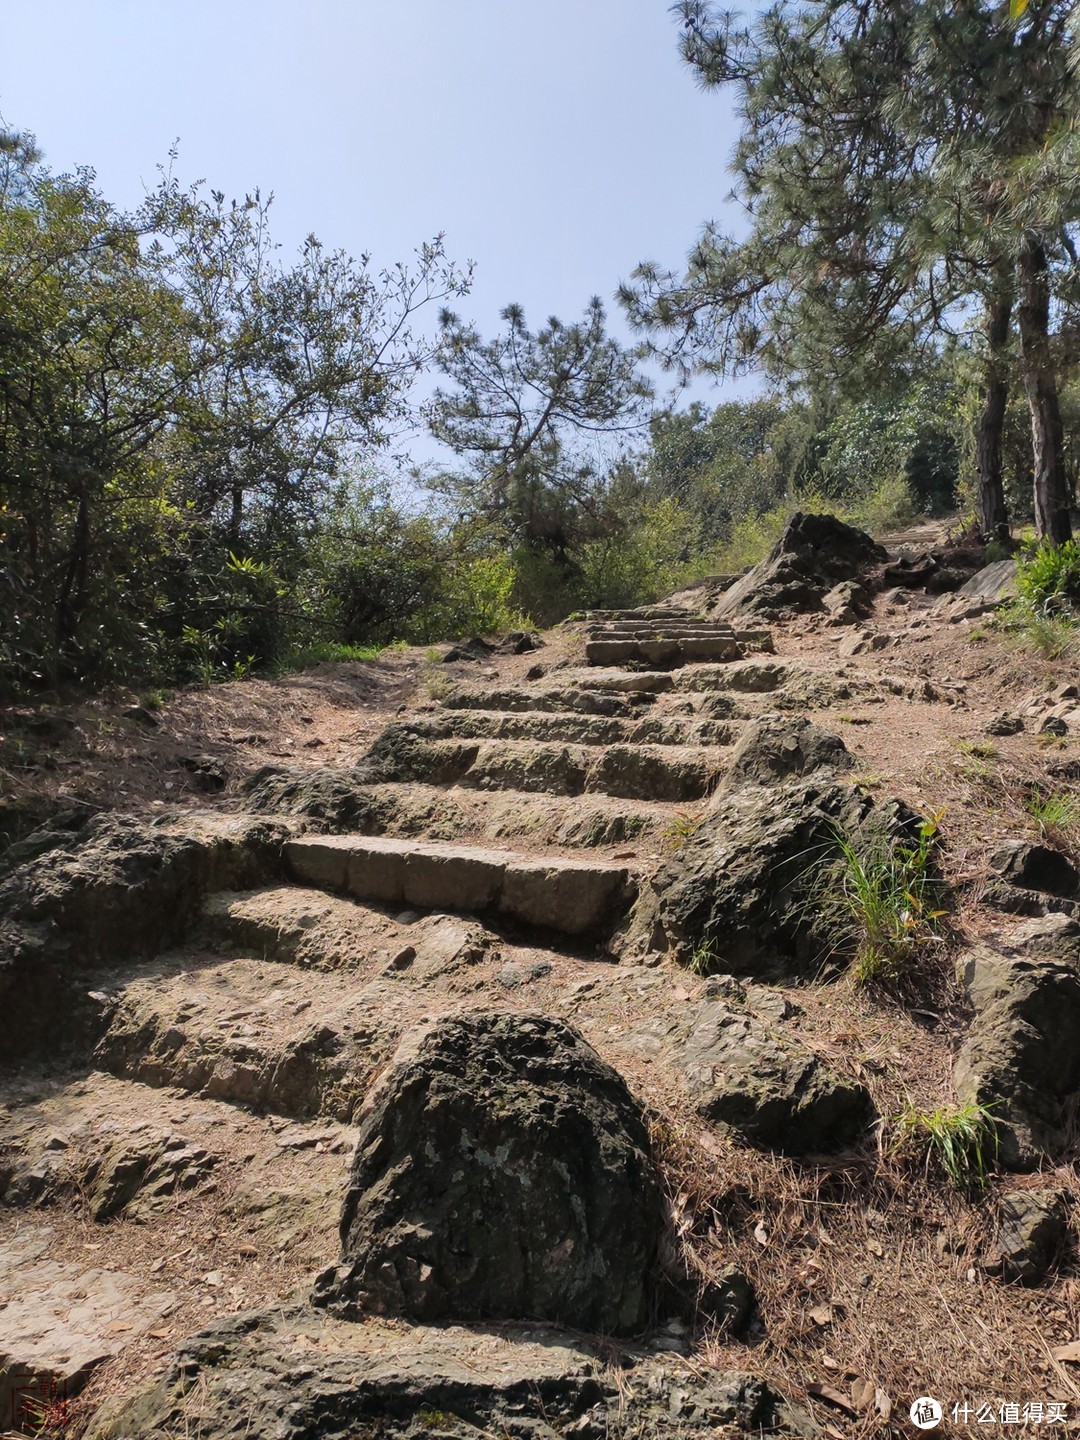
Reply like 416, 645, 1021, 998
429, 298, 651, 574
1024, 787, 1080, 845
0, 129, 470, 696
830, 812, 947, 986
627, 0, 1080, 545
1015, 540, 1080, 613
992, 540, 1080, 660
893, 1101, 999, 1194
577, 497, 698, 611
662, 810, 706, 849
817, 381, 959, 518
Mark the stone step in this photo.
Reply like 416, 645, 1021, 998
355, 782, 684, 849
585, 636, 742, 666
587, 631, 742, 648
566, 669, 675, 693
369, 735, 722, 802
0, 1066, 353, 1224
285, 835, 635, 936
94, 952, 405, 1120
442, 686, 645, 717
578, 606, 698, 622
0, 1070, 354, 1421
401, 710, 736, 748
585, 622, 738, 637
676, 659, 796, 693
203, 887, 496, 977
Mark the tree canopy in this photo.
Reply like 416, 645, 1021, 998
622, 0, 1080, 543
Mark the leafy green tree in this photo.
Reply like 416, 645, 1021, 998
0, 131, 470, 689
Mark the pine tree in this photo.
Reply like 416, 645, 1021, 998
623, 0, 1080, 543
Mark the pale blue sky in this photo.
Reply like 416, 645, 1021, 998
3, 1, 753, 466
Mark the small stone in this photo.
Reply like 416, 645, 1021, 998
987, 712, 1024, 736
123, 705, 160, 727
496, 961, 553, 989
701, 975, 747, 1003
994, 1190, 1068, 1283
700, 1264, 755, 1333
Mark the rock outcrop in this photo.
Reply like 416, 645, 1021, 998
713, 512, 886, 620
313, 1012, 661, 1334
83, 1307, 812, 1440
634, 717, 925, 980
954, 915, 1080, 1168
636, 993, 872, 1154
982, 839, 1080, 919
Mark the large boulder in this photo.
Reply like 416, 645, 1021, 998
313, 1012, 661, 1334
635, 718, 923, 980
954, 916, 1080, 1168
713, 513, 886, 620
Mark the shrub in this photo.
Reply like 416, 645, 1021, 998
1015, 539, 1080, 613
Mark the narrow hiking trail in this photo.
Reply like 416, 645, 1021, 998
3, 518, 1080, 1437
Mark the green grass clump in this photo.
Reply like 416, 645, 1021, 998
832, 812, 947, 986
272, 641, 385, 673
662, 810, 706, 849
992, 540, 1080, 660
1025, 786, 1079, 844
995, 602, 1080, 660
687, 939, 722, 977
893, 1101, 999, 1194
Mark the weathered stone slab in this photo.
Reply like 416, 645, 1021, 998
95, 955, 390, 1120
84, 1304, 809, 1440
636, 997, 872, 1153
286, 836, 633, 936
0, 1229, 175, 1429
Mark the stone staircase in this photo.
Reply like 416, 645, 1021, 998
1, 609, 792, 1433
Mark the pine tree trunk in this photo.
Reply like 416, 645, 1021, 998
1017, 234, 1073, 545
974, 289, 1011, 543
